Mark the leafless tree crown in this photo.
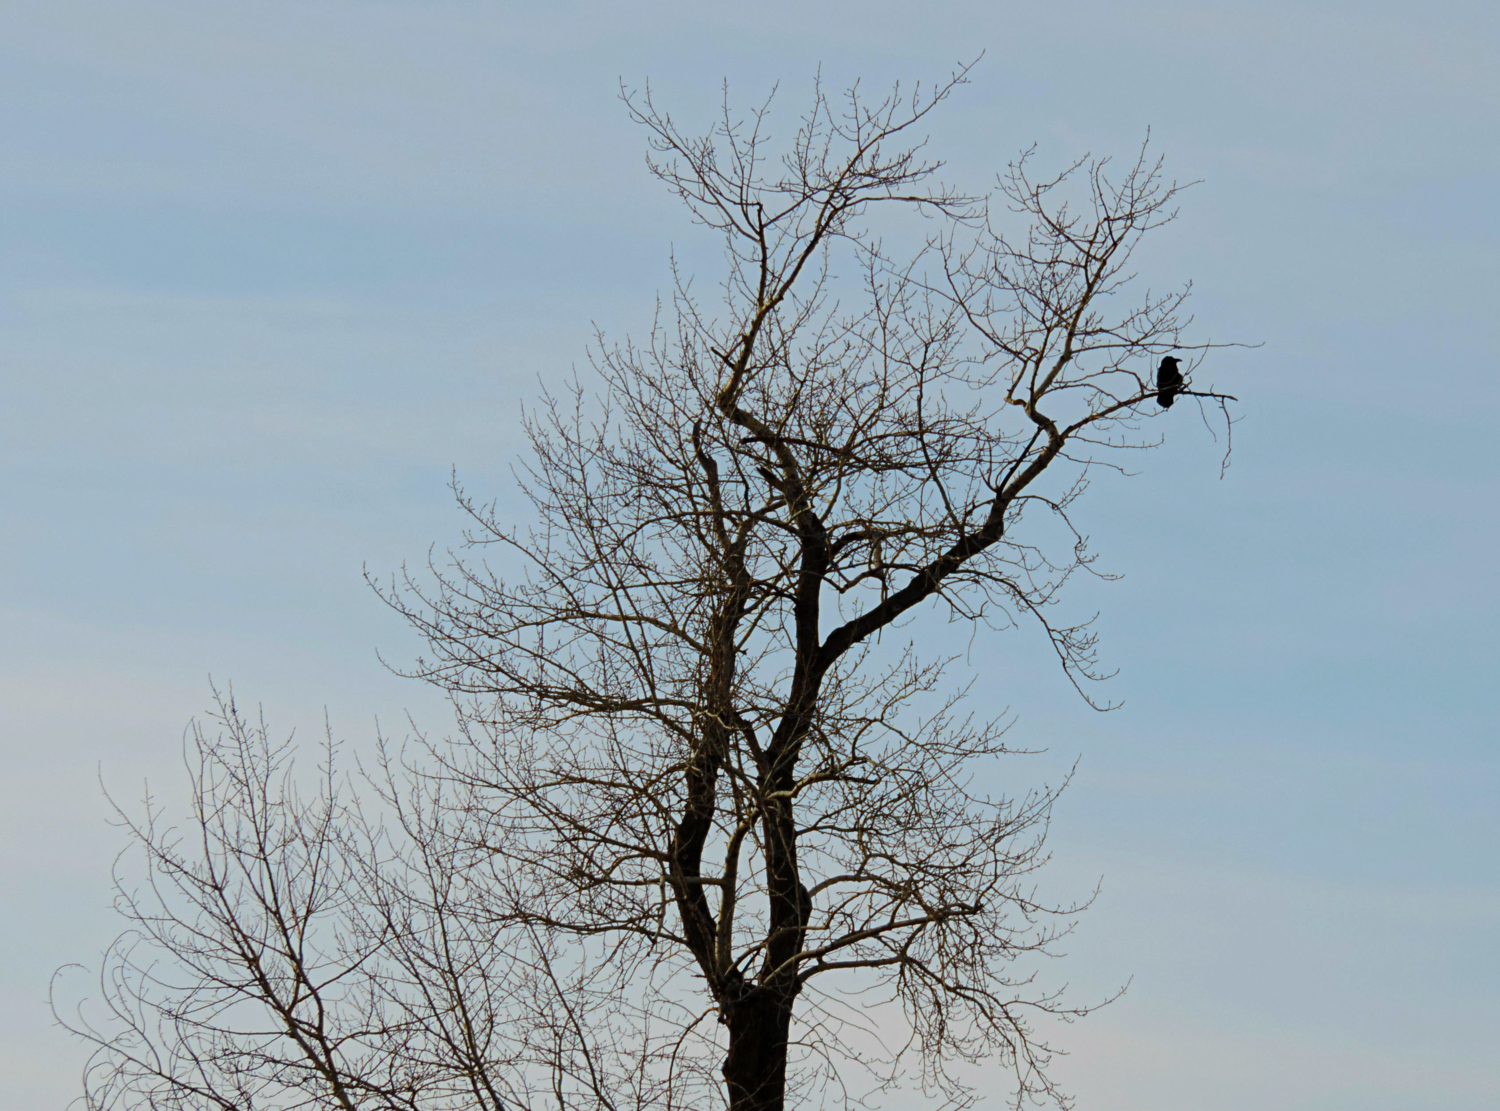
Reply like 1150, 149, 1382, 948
59, 68, 1237, 1111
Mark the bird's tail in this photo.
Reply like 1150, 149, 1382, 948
1157, 391, 1175, 409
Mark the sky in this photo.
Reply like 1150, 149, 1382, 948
1, 1, 1496, 1108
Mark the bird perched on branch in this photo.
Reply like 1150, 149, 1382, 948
1156, 356, 1184, 409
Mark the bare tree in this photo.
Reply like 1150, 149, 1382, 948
55, 694, 552, 1111
59, 67, 1237, 1111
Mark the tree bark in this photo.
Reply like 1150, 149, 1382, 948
722, 987, 797, 1111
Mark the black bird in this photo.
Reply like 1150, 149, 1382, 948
1156, 356, 1184, 409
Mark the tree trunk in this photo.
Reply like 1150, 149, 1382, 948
722, 988, 796, 1111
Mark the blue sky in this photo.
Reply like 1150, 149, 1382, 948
2, 2, 1496, 1108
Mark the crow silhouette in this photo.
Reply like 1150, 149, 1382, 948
1156, 356, 1184, 409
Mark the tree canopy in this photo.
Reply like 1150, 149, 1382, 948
59, 67, 1237, 1111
